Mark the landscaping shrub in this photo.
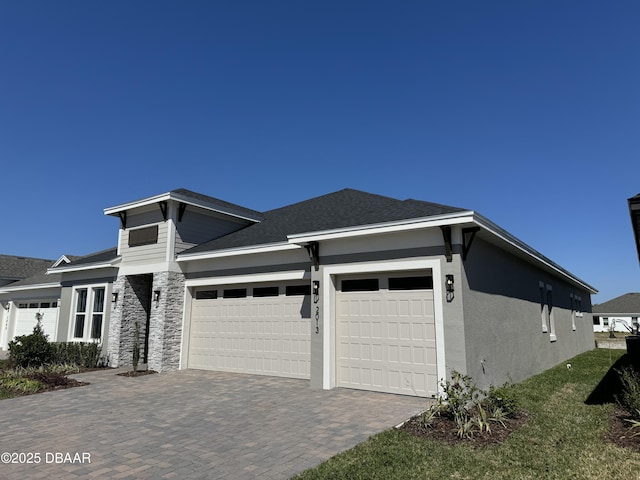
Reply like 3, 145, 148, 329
50, 342, 102, 368
419, 371, 518, 439
616, 366, 640, 420
8, 321, 54, 368
487, 382, 520, 418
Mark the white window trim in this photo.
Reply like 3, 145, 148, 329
539, 281, 548, 333
547, 284, 556, 342
69, 284, 107, 342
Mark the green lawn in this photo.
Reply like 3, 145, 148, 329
294, 349, 640, 480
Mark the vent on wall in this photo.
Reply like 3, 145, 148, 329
128, 225, 159, 247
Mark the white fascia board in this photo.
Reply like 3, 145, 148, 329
287, 211, 477, 244
46, 260, 119, 275
52, 255, 72, 268
473, 213, 598, 294
185, 270, 309, 288
0, 282, 61, 294
176, 242, 302, 263
104, 192, 173, 215
104, 192, 263, 223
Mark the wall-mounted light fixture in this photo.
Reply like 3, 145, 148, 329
153, 290, 161, 303
445, 275, 454, 293
445, 274, 454, 303
112, 292, 118, 303
312, 281, 320, 296
4, 302, 10, 311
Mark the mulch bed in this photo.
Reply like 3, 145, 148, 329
116, 370, 158, 377
399, 411, 529, 448
4, 377, 89, 398
607, 407, 640, 452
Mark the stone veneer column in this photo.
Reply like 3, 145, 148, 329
147, 271, 185, 372
107, 274, 152, 368
107, 275, 126, 367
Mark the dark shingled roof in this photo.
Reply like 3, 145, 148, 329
52, 248, 119, 269
183, 189, 467, 254
2, 271, 61, 288
0, 255, 55, 282
593, 293, 640, 315
171, 188, 264, 220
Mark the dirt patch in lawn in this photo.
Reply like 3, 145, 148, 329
400, 411, 529, 448
116, 370, 158, 377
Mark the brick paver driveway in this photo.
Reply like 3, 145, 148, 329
0, 369, 426, 479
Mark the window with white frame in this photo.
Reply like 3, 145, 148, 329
72, 286, 106, 341
539, 282, 555, 341
539, 282, 548, 333
570, 293, 577, 331
547, 284, 556, 341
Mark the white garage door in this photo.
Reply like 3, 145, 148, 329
188, 283, 311, 379
14, 301, 59, 340
337, 274, 437, 397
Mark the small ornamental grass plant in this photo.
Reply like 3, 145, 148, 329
616, 366, 640, 436
420, 371, 519, 439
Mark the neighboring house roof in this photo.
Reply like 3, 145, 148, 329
629, 193, 640, 264
593, 293, 640, 316
104, 188, 264, 223
181, 189, 467, 254
0, 254, 55, 283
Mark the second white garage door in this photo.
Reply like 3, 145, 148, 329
13, 300, 59, 340
188, 283, 311, 379
337, 273, 437, 397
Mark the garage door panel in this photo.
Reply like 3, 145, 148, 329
188, 285, 310, 379
337, 275, 437, 397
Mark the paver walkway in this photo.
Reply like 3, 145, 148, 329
0, 369, 426, 479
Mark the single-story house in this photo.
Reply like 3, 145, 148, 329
0, 188, 597, 396
592, 293, 640, 333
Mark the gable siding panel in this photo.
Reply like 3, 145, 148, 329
121, 222, 168, 265
175, 211, 250, 254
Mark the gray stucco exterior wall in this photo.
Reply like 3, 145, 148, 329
460, 238, 594, 389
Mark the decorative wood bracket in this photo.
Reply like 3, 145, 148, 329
440, 226, 452, 262
462, 227, 481, 261
159, 201, 168, 221
178, 203, 187, 222
306, 242, 320, 271
118, 211, 127, 229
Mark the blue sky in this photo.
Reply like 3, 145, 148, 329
1, 1, 638, 303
